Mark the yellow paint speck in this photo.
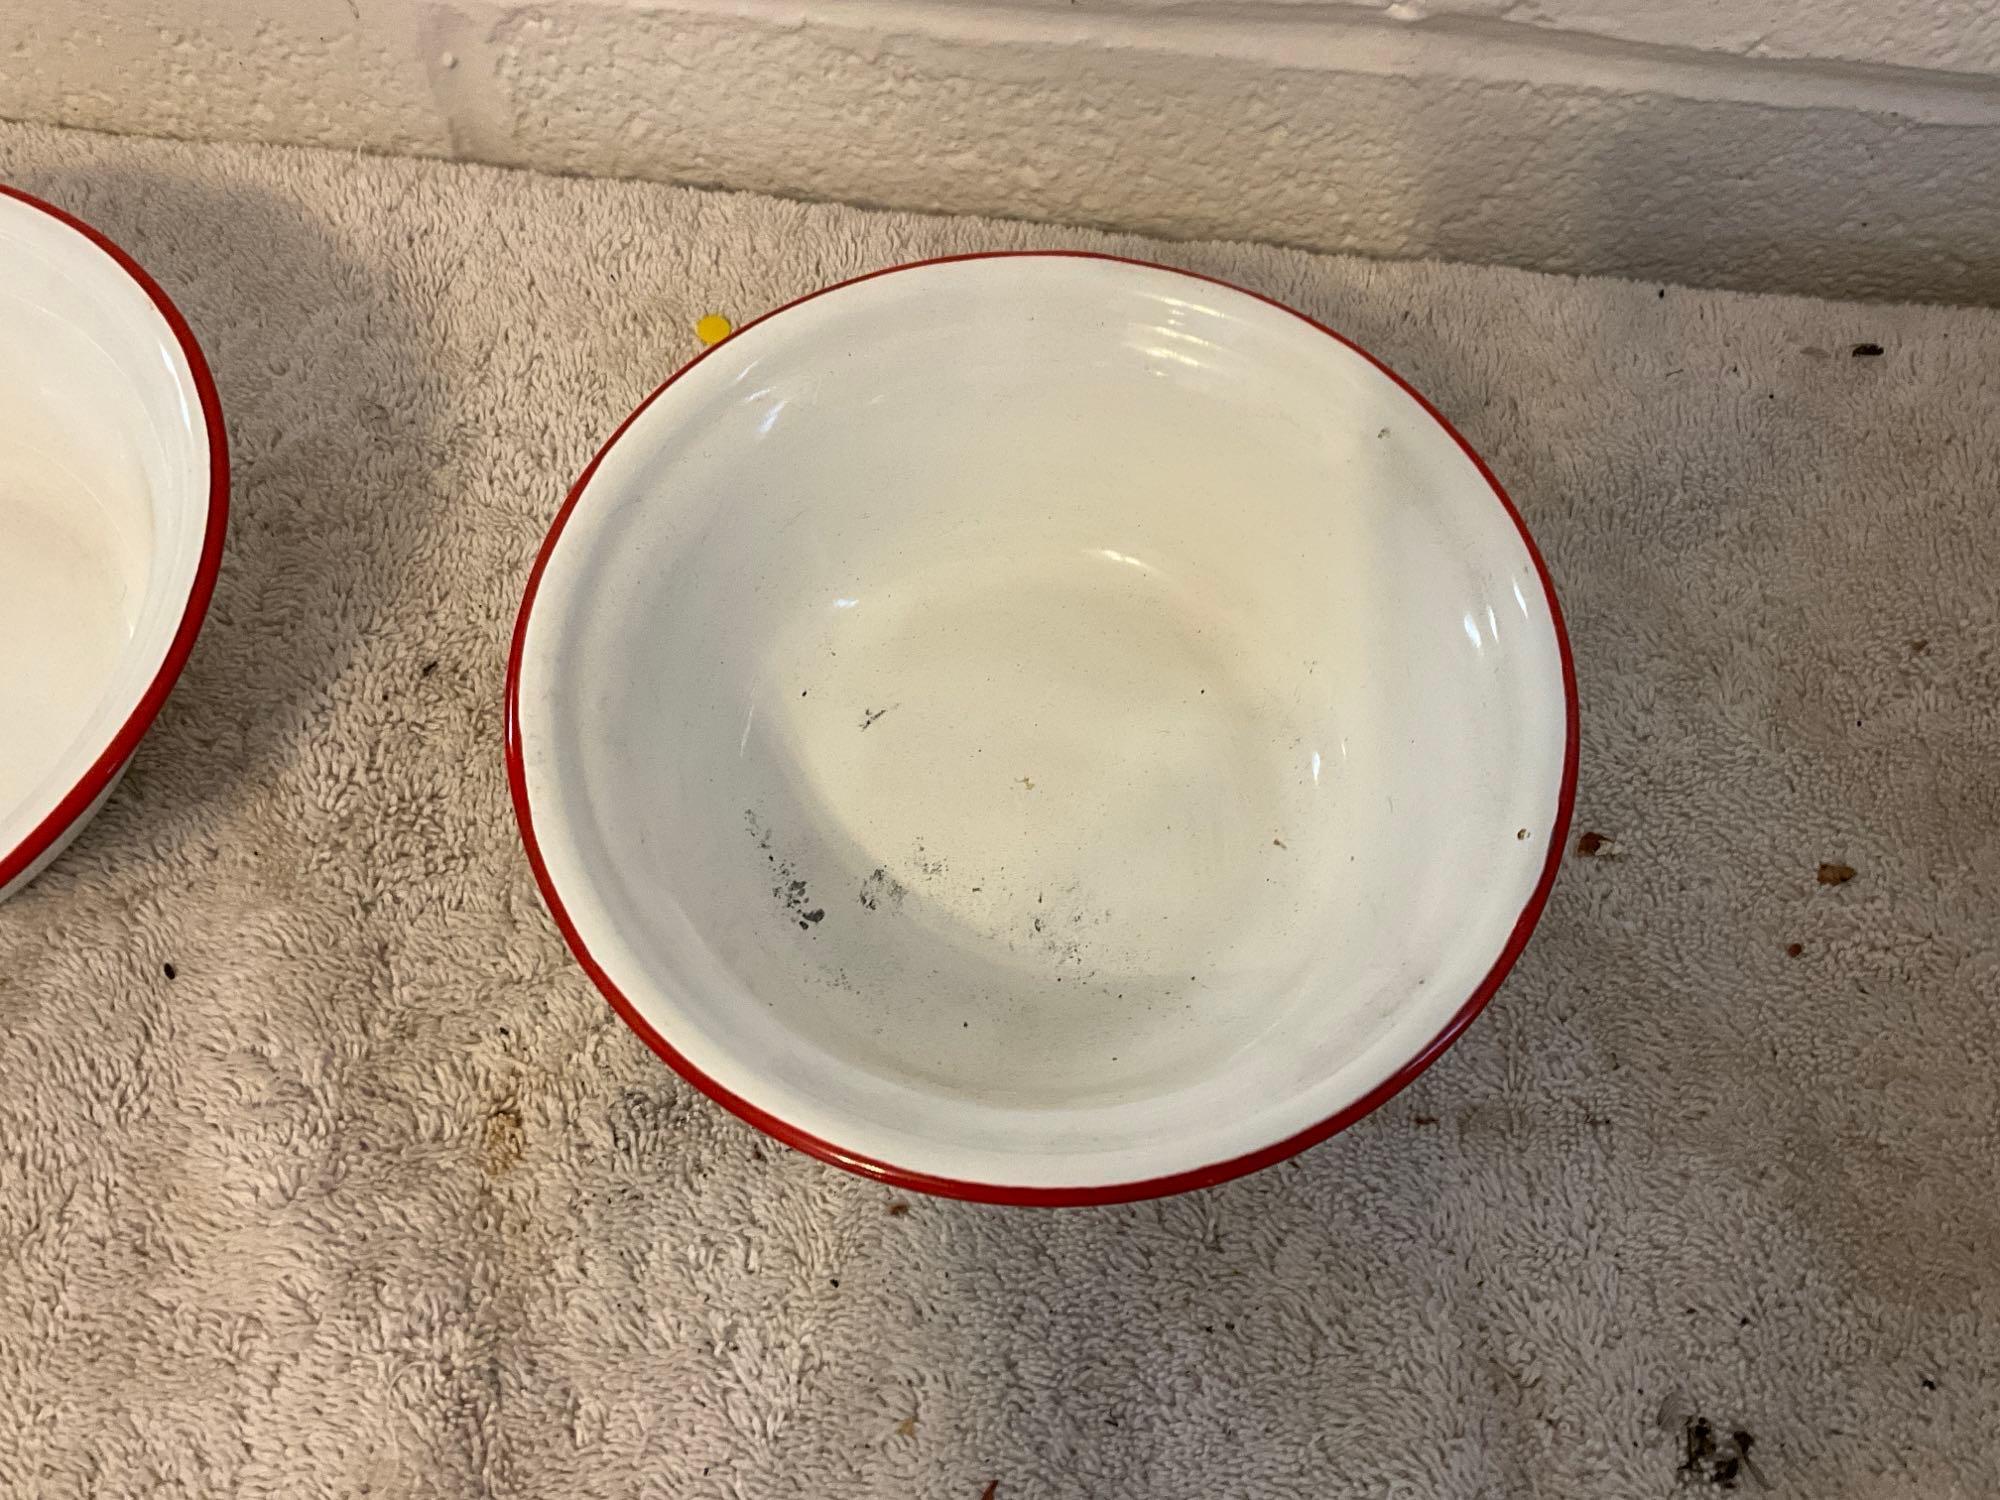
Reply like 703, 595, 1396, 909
695, 313, 734, 347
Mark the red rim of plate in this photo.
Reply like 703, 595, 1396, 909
0, 185, 230, 895
505, 250, 1580, 1207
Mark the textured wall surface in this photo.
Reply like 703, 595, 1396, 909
2, 0, 1999, 304
3, 118, 2000, 1499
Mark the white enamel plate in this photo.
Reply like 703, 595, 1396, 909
0, 187, 227, 902
509, 253, 1576, 1204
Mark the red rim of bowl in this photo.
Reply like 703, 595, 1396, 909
0, 185, 230, 895
505, 250, 1580, 1206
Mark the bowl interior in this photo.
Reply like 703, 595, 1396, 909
0, 193, 211, 855
515, 255, 1570, 1193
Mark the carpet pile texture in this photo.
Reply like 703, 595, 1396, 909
2, 121, 1997, 1497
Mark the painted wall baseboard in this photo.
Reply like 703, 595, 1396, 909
4, 0, 1997, 304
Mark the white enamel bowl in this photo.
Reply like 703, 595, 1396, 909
0, 187, 226, 903
509, 253, 1575, 1204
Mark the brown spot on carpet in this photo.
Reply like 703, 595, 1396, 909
1817, 862, 1856, 885
1680, 1416, 1759, 1489
481, 1105, 524, 1176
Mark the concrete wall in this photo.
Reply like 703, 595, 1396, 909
4, 0, 1998, 304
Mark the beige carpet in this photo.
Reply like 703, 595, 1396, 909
1, 119, 1997, 1499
